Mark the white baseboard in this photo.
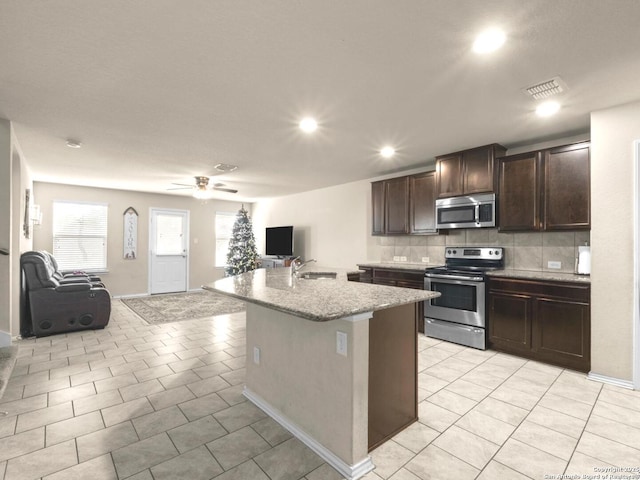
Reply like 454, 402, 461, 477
587, 372, 635, 390
114, 288, 204, 299
0, 331, 11, 347
112, 293, 149, 299
243, 387, 374, 480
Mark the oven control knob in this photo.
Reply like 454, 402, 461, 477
489, 251, 493, 255
447, 249, 451, 254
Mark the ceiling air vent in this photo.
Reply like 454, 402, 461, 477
523, 76, 567, 100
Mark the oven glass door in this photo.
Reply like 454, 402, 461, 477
425, 277, 485, 327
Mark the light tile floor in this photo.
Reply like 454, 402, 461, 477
1, 300, 639, 479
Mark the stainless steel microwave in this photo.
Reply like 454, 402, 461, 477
435, 193, 496, 229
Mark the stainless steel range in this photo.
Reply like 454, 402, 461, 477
424, 247, 504, 350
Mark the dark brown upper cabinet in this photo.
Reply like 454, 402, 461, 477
498, 151, 543, 231
385, 176, 411, 234
371, 177, 410, 235
409, 171, 437, 234
371, 181, 386, 235
498, 141, 590, 231
371, 171, 438, 236
544, 143, 590, 230
435, 154, 463, 198
436, 144, 507, 199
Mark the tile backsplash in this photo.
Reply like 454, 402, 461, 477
375, 229, 590, 273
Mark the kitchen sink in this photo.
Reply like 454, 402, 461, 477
298, 271, 337, 280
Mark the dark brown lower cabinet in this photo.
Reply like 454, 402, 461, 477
488, 277, 590, 372
368, 302, 418, 451
357, 266, 426, 332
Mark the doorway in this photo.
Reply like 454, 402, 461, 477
149, 208, 189, 294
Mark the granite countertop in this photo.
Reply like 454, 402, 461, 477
203, 265, 440, 322
487, 269, 591, 284
357, 262, 443, 272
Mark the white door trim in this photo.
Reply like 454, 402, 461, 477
633, 139, 640, 389
148, 207, 190, 294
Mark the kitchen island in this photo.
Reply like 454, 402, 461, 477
204, 266, 439, 480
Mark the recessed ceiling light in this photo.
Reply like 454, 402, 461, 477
380, 146, 396, 158
66, 139, 82, 148
473, 28, 506, 54
536, 100, 561, 117
299, 117, 318, 133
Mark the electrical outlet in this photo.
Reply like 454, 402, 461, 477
253, 346, 261, 365
393, 256, 400, 262
422, 257, 430, 263
547, 261, 562, 269
336, 331, 348, 356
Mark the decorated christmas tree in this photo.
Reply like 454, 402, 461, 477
225, 206, 258, 276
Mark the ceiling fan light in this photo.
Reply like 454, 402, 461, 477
193, 188, 213, 200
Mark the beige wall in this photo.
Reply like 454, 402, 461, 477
252, 180, 376, 268
0, 119, 33, 340
12, 133, 33, 337
590, 100, 640, 381
245, 303, 369, 466
33, 182, 248, 297
0, 119, 12, 342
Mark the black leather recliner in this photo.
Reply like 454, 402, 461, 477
20, 251, 111, 337
40, 251, 105, 287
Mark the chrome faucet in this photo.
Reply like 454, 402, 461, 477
291, 257, 317, 276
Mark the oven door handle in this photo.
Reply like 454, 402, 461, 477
425, 273, 484, 282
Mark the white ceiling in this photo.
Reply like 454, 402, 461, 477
1, 1, 640, 202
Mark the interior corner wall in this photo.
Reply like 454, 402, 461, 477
0, 119, 12, 342
32, 182, 249, 297
590, 100, 640, 381
251, 179, 374, 268
11, 129, 33, 338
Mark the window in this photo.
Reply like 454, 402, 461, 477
215, 212, 236, 267
53, 201, 108, 271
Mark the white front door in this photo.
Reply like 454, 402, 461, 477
149, 208, 189, 294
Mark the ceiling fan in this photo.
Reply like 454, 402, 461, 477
168, 176, 238, 198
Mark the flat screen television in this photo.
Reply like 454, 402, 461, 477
265, 226, 294, 257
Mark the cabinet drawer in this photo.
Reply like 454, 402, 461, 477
373, 269, 424, 283
489, 277, 590, 303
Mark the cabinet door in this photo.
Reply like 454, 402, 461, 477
409, 171, 437, 234
544, 143, 590, 230
498, 152, 542, 231
533, 297, 590, 372
436, 154, 463, 198
385, 177, 410, 234
463, 146, 501, 195
371, 181, 386, 235
488, 291, 533, 353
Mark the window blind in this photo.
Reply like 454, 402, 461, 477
215, 212, 235, 267
53, 201, 108, 271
